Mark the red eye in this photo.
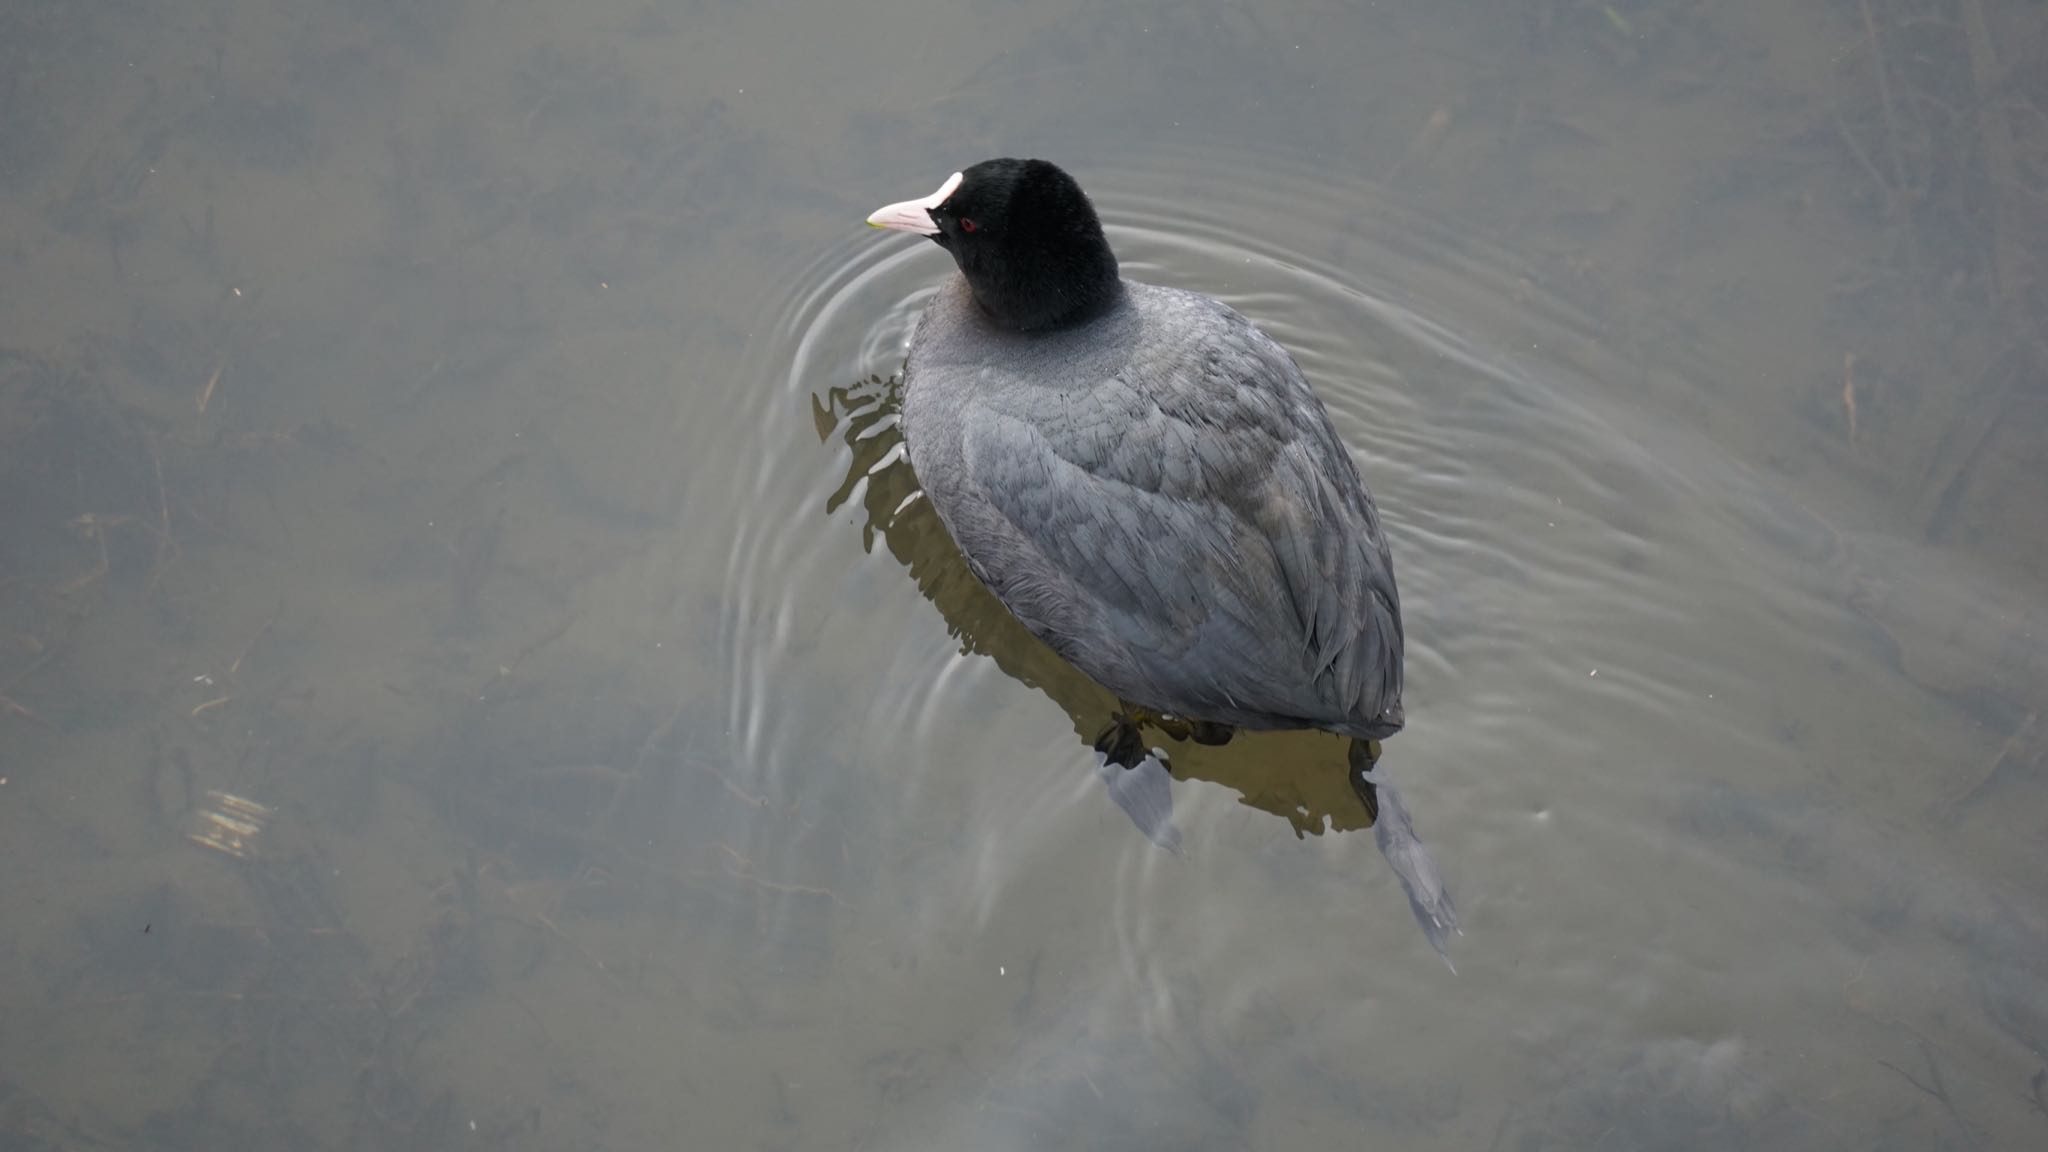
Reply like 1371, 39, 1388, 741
958, 218, 979, 233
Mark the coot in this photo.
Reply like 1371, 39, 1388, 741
867, 158, 1458, 963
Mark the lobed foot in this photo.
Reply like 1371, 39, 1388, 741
1093, 717, 1149, 770
1091, 717, 1181, 852
1118, 706, 1236, 748
1349, 738, 1460, 970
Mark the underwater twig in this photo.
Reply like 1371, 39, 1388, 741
196, 359, 223, 415
1833, 110, 1896, 203
1959, 0, 2027, 303
465, 858, 624, 992
1880, 1038, 1980, 1148
189, 694, 233, 719
1937, 709, 2038, 814
0, 692, 48, 726
695, 756, 771, 810
57, 514, 121, 594
1919, 0, 2042, 537
1858, 0, 1910, 197
1386, 104, 1453, 186
148, 439, 175, 589
1842, 352, 1859, 443
227, 607, 281, 680
714, 841, 847, 907
528, 906, 622, 991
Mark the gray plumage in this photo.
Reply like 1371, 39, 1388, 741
868, 158, 1453, 966
901, 275, 1405, 739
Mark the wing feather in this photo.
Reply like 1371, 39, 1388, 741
948, 294, 1402, 732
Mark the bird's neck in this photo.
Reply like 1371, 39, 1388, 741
963, 240, 1123, 332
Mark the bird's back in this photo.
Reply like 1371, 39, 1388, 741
902, 277, 1404, 738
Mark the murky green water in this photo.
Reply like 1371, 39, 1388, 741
4, 1, 2045, 1148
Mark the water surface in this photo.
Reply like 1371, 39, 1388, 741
3, 1, 2045, 1148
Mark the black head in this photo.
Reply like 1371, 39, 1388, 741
867, 158, 1122, 332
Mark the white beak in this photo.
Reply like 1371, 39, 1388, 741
866, 171, 964, 236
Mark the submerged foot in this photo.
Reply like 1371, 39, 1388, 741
1093, 717, 1149, 769
1116, 706, 1236, 748
1349, 739, 1461, 970
1093, 718, 1181, 853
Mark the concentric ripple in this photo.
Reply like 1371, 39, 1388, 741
715, 145, 2038, 1105
727, 145, 1711, 825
